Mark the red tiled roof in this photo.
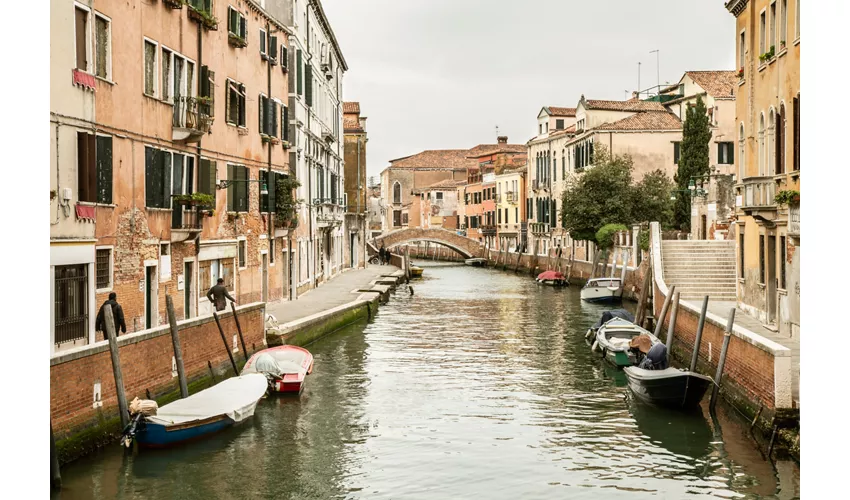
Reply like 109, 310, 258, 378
343, 102, 360, 113
465, 143, 528, 158
594, 111, 683, 131
685, 71, 739, 98
547, 106, 576, 117
389, 150, 472, 170
584, 99, 667, 112
421, 178, 466, 191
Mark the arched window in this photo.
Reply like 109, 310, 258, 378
758, 113, 766, 176
768, 108, 776, 175
777, 103, 786, 174
738, 123, 746, 180
393, 181, 401, 204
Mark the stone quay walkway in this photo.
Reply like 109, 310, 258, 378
266, 265, 399, 326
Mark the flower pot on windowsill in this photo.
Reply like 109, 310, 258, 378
281, 140, 291, 149
228, 33, 248, 48
187, 6, 218, 31
163, 0, 183, 9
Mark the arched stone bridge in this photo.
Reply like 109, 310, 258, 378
372, 228, 483, 259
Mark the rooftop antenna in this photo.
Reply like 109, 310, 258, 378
495, 124, 500, 137
637, 62, 641, 98
650, 49, 660, 95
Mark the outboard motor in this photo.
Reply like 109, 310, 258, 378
639, 343, 668, 370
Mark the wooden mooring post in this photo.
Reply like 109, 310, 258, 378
690, 296, 710, 372
665, 292, 680, 352
103, 306, 129, 429
710, 308, 736, 413
166, 295, 189, 399
229, 302, 249, 362
653, 285, 676, 339
213, 312, 239, 375
635, 265, 651, 328
50, 421, 61, 490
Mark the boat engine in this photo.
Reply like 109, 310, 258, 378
121, 398, 158, 448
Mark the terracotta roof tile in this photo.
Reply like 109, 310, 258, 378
594, 111, 682, 131
420, 178, 466, 191
465, 143, 528, 158
343, 102, 360, 113
584, 99, 667, 112
389, 150, 472, 170
685, 71, 739, 98
547, 106, 576, 117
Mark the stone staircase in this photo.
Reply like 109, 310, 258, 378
661, 240, 737, 302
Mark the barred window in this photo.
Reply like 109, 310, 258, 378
96, 248, 111, 290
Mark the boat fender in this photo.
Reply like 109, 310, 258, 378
591, 340, 599, 352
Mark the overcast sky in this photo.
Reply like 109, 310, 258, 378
322, 0, 736, 180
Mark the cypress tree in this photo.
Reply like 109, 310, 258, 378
674, 95, 711, 231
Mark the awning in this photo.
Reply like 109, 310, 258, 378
75, 204, 96, 222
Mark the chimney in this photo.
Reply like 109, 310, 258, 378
359, 116, 367, 130
497, 136, 508, 145
631, 91, 640, 100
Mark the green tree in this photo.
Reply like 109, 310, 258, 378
560, 146, 633, 241
632, 169, 675, 228
674, 95, 711, 230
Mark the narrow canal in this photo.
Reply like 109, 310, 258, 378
55, 262, 799, 499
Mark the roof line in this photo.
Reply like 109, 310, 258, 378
309, 0, 348, 71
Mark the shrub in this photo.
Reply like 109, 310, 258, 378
596, 223, 629, 250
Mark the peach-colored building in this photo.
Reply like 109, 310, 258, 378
50, 0, 293, 353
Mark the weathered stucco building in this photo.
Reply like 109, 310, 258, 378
726, 0, 800, 337
343, 101, 367, 268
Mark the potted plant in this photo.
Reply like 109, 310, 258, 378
228, 33, 248, 48
163, 0, 183, 9
774, 189, 800, 206
780, 39, 786, 49
737, 67, 744, 79
281, 140, 291, 149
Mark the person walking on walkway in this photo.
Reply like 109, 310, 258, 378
96, 292, 127, 340
207, 278, 237, 312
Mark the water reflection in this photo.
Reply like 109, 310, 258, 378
55, 262, 798, 499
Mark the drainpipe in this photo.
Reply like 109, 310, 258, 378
357, 136, 361, 266
267, 20, 274, 288
306, 10, 314, 286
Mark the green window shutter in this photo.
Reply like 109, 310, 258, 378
239, 166, 249, 212
674, 142, 681, 164
225, 80, 231, 124
259, 95, 265, 133
227, 164, 235, 211
281, 45, 288, 71
172, 153, 185, 196
199, 158, 211, 195
239, 85, 246, 126
162, 151, 172, 209
729, 142, 734, 164
282, 105, 289, 141
271, 100, 278, 137
145, 147, 156, 207
240, 16, 247, 39
260, 170, 268, 213
96, 135, 113, 204
260, 29, 266, 56
269, 172, 278, 216
305, 64, 313, 107
229, 8, 237, 34
296, 50, 303, 95
270, 36, 278, 61
186, 157, 194, 195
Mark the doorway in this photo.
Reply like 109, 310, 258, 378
350, 233, 357, 268
184, 261, 194, 319
261, 253, 268, 303
145, 265, 156, 329
767, 235, 777, 324
700, 215, 707, 240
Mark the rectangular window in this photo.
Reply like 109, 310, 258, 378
717, 142, 734, 164
144, 39, 157, 96
759, 234, 765, 284
227, 164, 249, 212
739, 31, 746, 70
94, 13, 111, 79
160, 243, 171, 281
238, 239, 247, 269
793, 96, 800, 171
161, 47, 172, 101
95, 248, 112, 290
228, 7, 248, 39
402, 213, 409, 225
226, 80, 247, 127
54, 264, 89, 346
760, 11, 767, 55
172, 153, 195, 196
780, 236, 786, 289
673, 142, 681, 164
280, 44, 288, 71
780, 0, 788, 45
260, 28, 267, 58
270, 238, 276, 265
796, 0, 800, 39
393, 210, 401, 227
260, 170, 282, 213
556, 119, 564, 130
77, 133, 113, 204
436, 192, 443, 200
296, 50, 303, 95
144, 146, 172, 209
739, 233, 745, 279
200, 65, 215, 118
75, 5, 89, 71
770, 2, 777, 50
282, 105, 289, 141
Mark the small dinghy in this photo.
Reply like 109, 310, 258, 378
624, 344, 713, 409
536, 270, 568, 286
464, 258, 487, 267
591, 317, 661, 367
122, 373, 268, 448
242, 345, 314, 394
410, 263, 424, 277
585, 309, 635, 340
580, 277, 624, 303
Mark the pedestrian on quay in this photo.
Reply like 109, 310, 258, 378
96, 292, 127, 340
380, 245, 387, 265
207, 278, 237, 312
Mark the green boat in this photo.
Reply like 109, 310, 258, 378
590, 317, 661, 368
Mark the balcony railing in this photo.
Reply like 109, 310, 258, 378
173, 96, 213, 142
738, 176, 777, 210
789, 205, 800, 235
529, 222, 550, 234
505, 191, 518, 204
171, 202, 205, 231
480, 225, 497, 236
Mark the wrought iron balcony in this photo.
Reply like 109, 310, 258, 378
171, 201, 207, 242
173, 96, 213, 142
505, 191, 518, 204
480, 225, 497, 236
529, 222, 550, 234
789, 205, 800, 236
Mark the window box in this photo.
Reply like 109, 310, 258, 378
228, 33, 248, 48
187, 2, 218, 31
261, 134, 280, 145
281, 140, 291, 149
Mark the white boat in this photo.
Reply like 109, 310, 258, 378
464, 258, 487, 267
580, 277, 623, 303
592, 317, 661, 367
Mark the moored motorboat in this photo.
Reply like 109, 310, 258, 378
123, 373, 268, 448
592, 317, 661, 367
242, 345, 314, 394
536, 270, 568, 286
624, 366, 714, 410
464, 258, 487, 267
585, 309, 635, 339
410, 264, 424, 277
580, 277, 624, 303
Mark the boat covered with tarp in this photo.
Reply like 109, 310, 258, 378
242, 345, 314, 394
122, 373, 268, 448
536, 270, 568, 286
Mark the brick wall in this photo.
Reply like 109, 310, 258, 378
50, 303, 265, 446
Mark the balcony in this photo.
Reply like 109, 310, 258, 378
505, 191, 518, 204
480, 225, 497, 236
789, 205, 800, 237
172, 96, 213, 143
170, 202, 206, 242
529, 222, 550, 235
737, 176, 777, 222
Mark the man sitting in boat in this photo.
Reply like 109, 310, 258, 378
638, 343, 669, 370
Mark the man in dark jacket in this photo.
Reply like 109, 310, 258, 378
207, 278, 237, 311
96, 292, 127, 340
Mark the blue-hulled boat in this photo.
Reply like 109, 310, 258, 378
123, 373, 268, 448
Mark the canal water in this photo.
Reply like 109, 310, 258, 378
55, 262, 799, 499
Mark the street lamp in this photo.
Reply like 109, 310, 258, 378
217, 179, 269, 195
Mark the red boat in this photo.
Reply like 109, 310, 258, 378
536, 270, 568, 286
241, 345, 314, 394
